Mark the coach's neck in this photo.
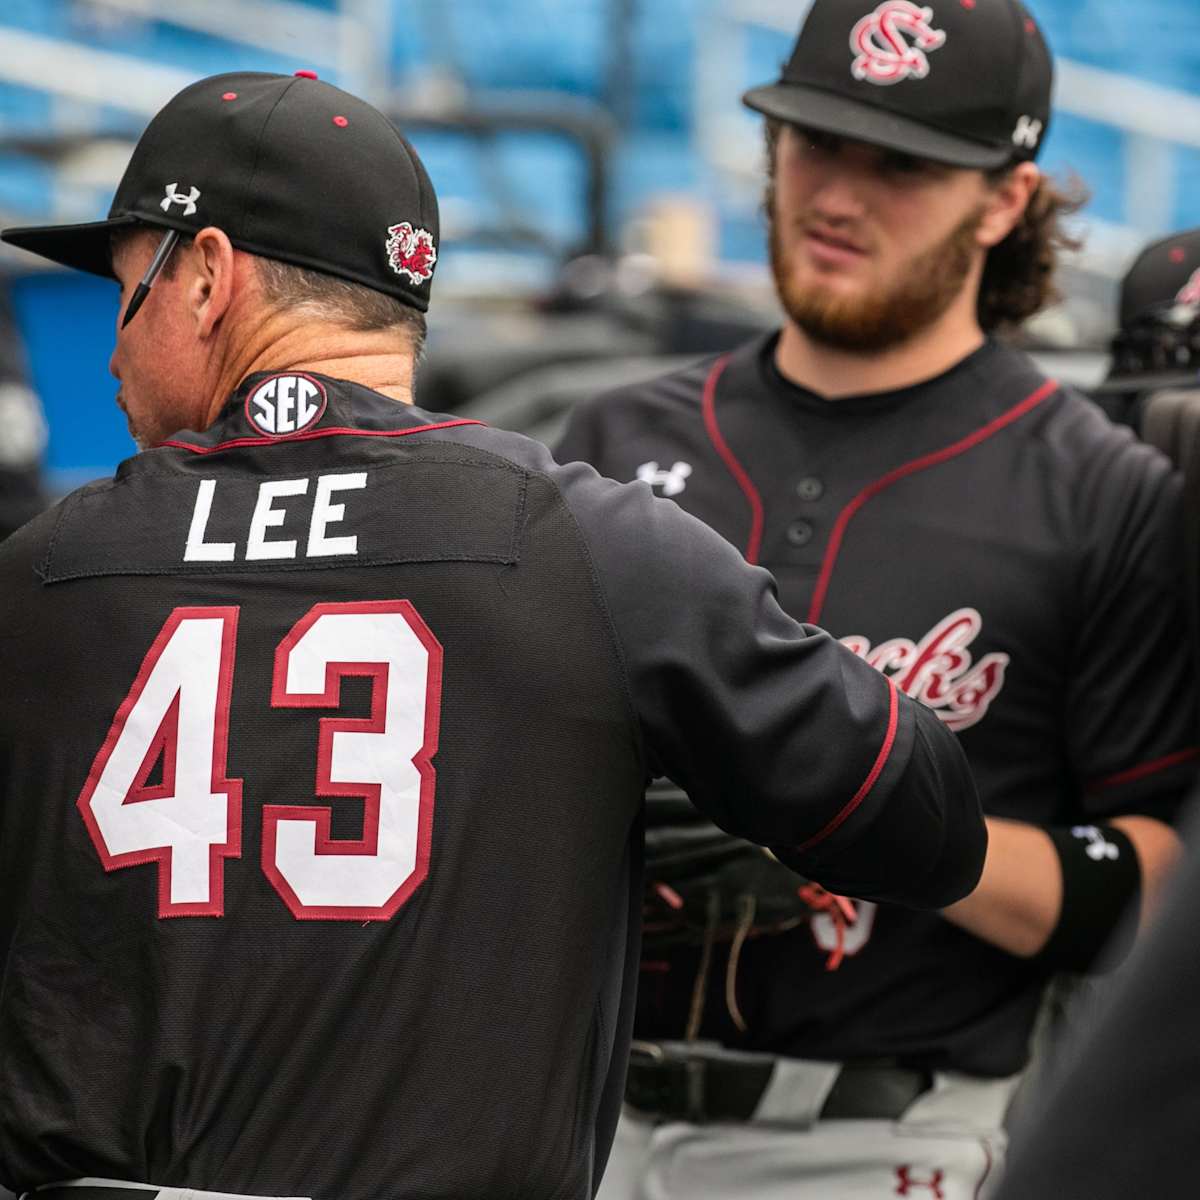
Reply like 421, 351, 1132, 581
208, 313, 416, 429
195, 252, 417, 430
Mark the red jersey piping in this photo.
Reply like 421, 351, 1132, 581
806, 379, 1060, 624
796, 676, 900, 853
701, 355, 765, 565
1087, 746, 1200, 794
974, 1141, 995, 1200
159, 418, 485, 456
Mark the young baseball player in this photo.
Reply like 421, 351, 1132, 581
992, 226, 1200, 1200
0, 71, 985, 1200
557, 2, 1198, 1196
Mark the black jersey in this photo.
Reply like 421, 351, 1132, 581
557, 333, 1199, 1077
0, 464, 44, 542
0, 372, 981, 1200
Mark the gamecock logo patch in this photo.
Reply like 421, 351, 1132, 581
385, 222, 437, 285
840, 607, 1008, 732
850, 1, 946, 85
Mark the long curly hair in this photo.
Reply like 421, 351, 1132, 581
976, 165, 1087, 332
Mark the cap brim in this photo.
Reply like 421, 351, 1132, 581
743, 83, 1013, 170
1, 214, 139, 277
1092, 370, 1200, 396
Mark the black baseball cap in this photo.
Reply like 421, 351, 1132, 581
1116, 228, 1200, 329
2, 71, 439, 311
744, 0, 1053, 169
1095, 227, 1200, 392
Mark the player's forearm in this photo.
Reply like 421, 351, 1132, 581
940, 817, 1061, 956
941, 814, 1184, 958
1107, 813, 1185, 926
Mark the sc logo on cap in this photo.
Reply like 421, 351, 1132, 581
246, 373, 327, 437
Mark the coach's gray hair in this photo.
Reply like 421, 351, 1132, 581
254, 257, 427, 359
111, 226, 426, 359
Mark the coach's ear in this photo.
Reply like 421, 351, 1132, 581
976, 162, 1041, 249
188, 226, 237, 338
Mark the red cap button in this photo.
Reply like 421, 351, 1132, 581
294, 70, 319, 80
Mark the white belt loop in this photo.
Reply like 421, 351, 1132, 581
752, 1058, 842, 1126
898, 1071, 1024, 1135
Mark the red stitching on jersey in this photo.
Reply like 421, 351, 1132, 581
796, 675, 899, 852
701, 355, 765, 564
1088, 746, 1200, 793
158, 418, 485, 455
806, 379, 1059, 624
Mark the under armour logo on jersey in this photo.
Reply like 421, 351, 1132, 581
1176, 267, 1200, 306
246, 373, 327, 437
160, 183, 201, 216
636, 460, 692, 497
1071, 825, 1121, 862
1012, 115, 1044, 150
850, 2, 946, 86
895, 1166, 945, 1197
840, 607, 1008, 732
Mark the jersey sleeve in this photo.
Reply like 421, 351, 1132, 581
554, 393, 608, 466
554, 456, 986, 909
1066, 435, 1199, 823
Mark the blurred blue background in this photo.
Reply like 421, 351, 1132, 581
0, 0, 1197, 485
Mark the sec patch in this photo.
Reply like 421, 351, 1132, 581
246, 373, 328, 438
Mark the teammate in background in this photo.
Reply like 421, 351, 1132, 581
0, 72, 985, 1200
1091, 226, 1200, 430
557, 1, 1198, 1195
0, 284, 49, 540
993, 809, 1200, 1200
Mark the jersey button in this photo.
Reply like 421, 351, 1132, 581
796, 476, 824, 502
786, 519, 814, 547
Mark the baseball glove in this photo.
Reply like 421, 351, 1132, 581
642, 780, 858, 1035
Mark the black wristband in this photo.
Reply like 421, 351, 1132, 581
1035, 824, 1141, 973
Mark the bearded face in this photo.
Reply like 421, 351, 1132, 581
765, 125, 991, 354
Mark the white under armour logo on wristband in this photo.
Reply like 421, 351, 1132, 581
1071, 825, 1120, 861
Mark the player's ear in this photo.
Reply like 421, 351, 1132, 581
188, 226, 236, 337
975, 162, 1040, 250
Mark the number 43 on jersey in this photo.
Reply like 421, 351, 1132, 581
76, 601, 442, 921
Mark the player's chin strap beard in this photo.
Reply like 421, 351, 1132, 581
769, 205, 984, 354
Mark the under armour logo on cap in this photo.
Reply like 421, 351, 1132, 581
850, 1, 946, 86
161, 183, 201, 216
1012, 115, 1043, 149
